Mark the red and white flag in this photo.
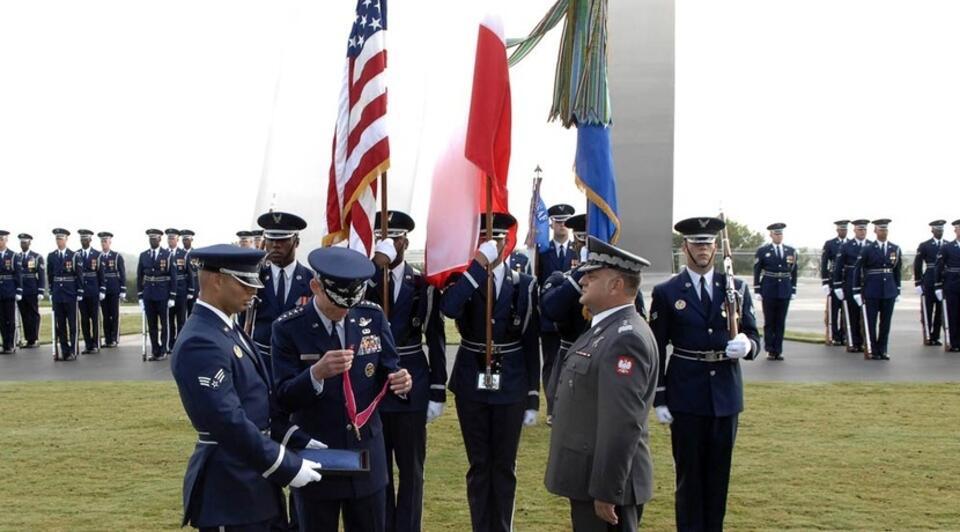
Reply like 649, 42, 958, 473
425, 15, 514, 287
323, 0, 390, 255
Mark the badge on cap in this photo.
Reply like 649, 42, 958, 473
365, 362, 375, 378
234, 345, 243, 358
616, 356, 634, 376
675, 300, 686, 311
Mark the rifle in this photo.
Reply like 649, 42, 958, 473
141, 308, 147, 361
860, 301, 873, 359
920, 294, 931, 345
243, 295, 261, 337
718, 212, 741, 338
14, 300, 22, 351
52, 307, 60, 361
943, 297, 952, 351
824, 295, 833, 345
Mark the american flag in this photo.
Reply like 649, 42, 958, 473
323, 0, 390, 254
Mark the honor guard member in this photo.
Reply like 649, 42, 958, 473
914, 220, 946, 346
167, 228, 192, 350
441, 212, 540, 532
545, 236, 657, 532
540, 214, 646, 424
752, 223, 797, 360
48, 228, 82, 359
0, 230, 23, 353
650, 217, 760, 532
138, 229, 177, 360
98, 232, 126, 347
934, 219, 960, 351
171, 244, 324, 532
182, 230, 198, 315
832, 219, 871, 352
507, 250, 531, 275
15, 233, 45, 348
271, 246, 412, 531
820, 220, 849, 346
76, 229, 106, 353
367, 210, 447, 532
252, 230, 265, 250
851, 219, 902, 360
237, 231, 255, 249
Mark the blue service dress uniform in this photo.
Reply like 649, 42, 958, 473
169, 247, 193, 350
820, 236, 847, 344
16, 249, 45, 346
832, 239, 868, 350
99, 251, 126, 346
649, 269, 760, 532
138, 247, 176, 357
0, 248, 23, 351
247, 261, 313, 376
753, 243, 797, 355
272, 300, 401, 531
934, 239, 960, 350
441, 260, 540, 532
366, 262, 447, 532
171, 303, 304, 531
186, 249, 199, 315
852, 241, 902, 357
536, 241, 575, 415
47, 249, 82, 357
914, 238, 944, 344
77, 248, 106, 351
507, 251, 530, 275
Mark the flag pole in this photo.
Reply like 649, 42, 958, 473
530, 165, 542, 277
380, 172, 390, 318
485, 175, 494, 387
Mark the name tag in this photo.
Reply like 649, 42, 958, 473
300, 354, 321, 361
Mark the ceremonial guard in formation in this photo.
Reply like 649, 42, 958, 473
367, 210, 447, 532
171, 244, 324, 531
753, 223, 797, 360
252, 230, 265, 250
167, 228, 192, 350
272, 246, 412, 531
851, 219, 901, 360
934, 219, 960, 351
98, 232, 126, 347
441, 213, 540, 532
237, 231, 255, 249
820, 220, 849, 346
76, 229, 105, 353
544, 236, 657, 532
507, 250, 530, 275
832, 219, 870, 352
48, 228, 82, 359
138, 229, 176, 360
914, 220, 946, 346
650, 217, 760, 532
15, 233, 44, 348
0, 230, 22, 353
182, 230, 198, 315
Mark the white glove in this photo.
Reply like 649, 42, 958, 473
821, 284, 831, 296
374, 238, 397, 263
305, 438, 328, 450
936, 289, 944, 301
15, 294, 22, 301
853, 294, 863, 307
896, 296, 901, 303
138, 299, 145, 312
288, 458, 323, 488
167, 299, 175, 308
426, 401, 445, 423
753, 292, 762, 302
38, 294, 44, 301
187, 294, 194, 300
725, 332, 751, 359
478, 240, 499, 264
120, 293, 126, 301
99, 292, 105, 301
915, 286, 923, 296
522, 409, 538, 427
579, 246, 588, 262
655, 405, 673, 425
834, 288, 845, 301
77, 295, 83, 302
790, 293, 796, 300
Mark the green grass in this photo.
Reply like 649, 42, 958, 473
1, 383, 959, 531
33, 312, 143, 346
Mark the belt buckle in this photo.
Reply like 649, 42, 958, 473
705, 352, 722, 362
476, 372, 501, 391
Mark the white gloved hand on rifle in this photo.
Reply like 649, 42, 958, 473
821, 284, 831, 296
936, 289, 944, 301
853, 294, 863, 307
915, 285, 923, 296
725, 333, 751, 359
834, 288, 845, 301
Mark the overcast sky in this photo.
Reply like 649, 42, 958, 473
2, 0, 959, 256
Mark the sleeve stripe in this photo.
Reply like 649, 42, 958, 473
430, 384, 446, 390
522, 280, 535, 332
262, 444, 287, 479
565, 274, 582, 294
528, 390, 539, 396
463, 272, 479, 289
281, 424, 300, 447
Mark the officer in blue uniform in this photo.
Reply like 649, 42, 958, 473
832, 219, 871, 353
753, 223, 797, 360
272, 246, 413, 532
253, 230, 265, 250
98, 232, 126, 347
441, 212, 540, 532
47, 228, 82, 360
934, 219, 960, 351
914, 220, 946, 346
0, 230, 23, 353
76, 229, 106, 353
167, 228, 192, 351
367, 210, 447, 532
237, 231, 255, 249
650, 217, 760, 532
507, 250, 530, 275
820, 220, 849, 346
851, 219, 902, 360
15, 233, 45, 348
183, 230, 198, 315
138, 229, 177, 360
171, 244, 324, 531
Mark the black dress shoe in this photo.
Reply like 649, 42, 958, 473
81, 349, 94, 355
831, 340, 845, 347
775, 354, 784, 360
950, 347, 960, 352
0, 348, 14, 355
25, 342, 37, 348
880, 354, 890, 360
848, 347, 864, 353
929, 340, 943, 346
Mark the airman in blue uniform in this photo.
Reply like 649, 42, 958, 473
138, 229, 176, 360
15, 233, 45, 349
650, 217, 760, 532
237, 231, 255, 249
441, 212, 540, 532
753, 223, 797, 360
182, 230, 198, 315
368, 210, 447, 532
851, 219, 902, 360
47, 228, 82, 360
507, 250, 531, 275
914, 220, 946, 346
272, 246, 412, 532
252, 230, 265, 251
820, 220, 849, 346
76, 229, 106, 353
167, 228, 193, 351
0, 230, 23, 353
98, 232, 126, 347
832, 219, 871, 352
934, 219, 960, 351
171, 244, 324, 531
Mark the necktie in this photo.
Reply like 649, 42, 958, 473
700, 276, 710, 302
776, 245, 781, 260
276, 269, 286, 312
558, 244, 563, 260
330, 322, 342, 350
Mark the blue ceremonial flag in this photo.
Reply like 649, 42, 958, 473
533, 195, 550, 253
574, 124, 620, 243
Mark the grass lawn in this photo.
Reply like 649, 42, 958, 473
33, 311, 143, 346
1, 382, 958, 531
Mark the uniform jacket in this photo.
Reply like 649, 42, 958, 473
46, 249, 82, 303
540, 268, 646, 348
820, 237, 847, 286
248, 262, 313, 353
914, 238, 944, 289
137, 247, 176, 302
15, 250, 45, 297
77, 248, 105, 299
170, 248, 193, 298
934, 240, 960, 294
99, 251, 126, 296
0, 248, 22, 300
753, 243, 798, 299
832, 239, 869, 292
852, 240, 902, 300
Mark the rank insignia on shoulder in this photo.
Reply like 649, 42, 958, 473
616, 356, 634, 376
234, 345, 243, 358
198, 369, 226, 389
675, 300, 686, 311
